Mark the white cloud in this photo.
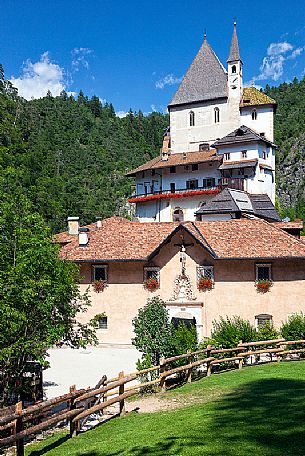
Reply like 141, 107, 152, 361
267, 42, 293, 56
288, 46, 305, 59
116, 110, 128, 118
11, 52, 66, 99
244, 81, 263, 90
155, 73, 182, 89
71, 47, 93, 71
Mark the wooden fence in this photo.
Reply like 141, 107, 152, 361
1, 337, 305, 455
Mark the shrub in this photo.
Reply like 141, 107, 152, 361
136, 354, 159, 393
211, 316, 256, 348
256, 321, 279, 341
172, 322, 198, 356
280, 313, 305, 340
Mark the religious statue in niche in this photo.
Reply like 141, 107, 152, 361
169, 245, 197, 302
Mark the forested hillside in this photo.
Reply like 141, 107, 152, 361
0, 63, 304, 231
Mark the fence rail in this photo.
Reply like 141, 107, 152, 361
2, 338, 305, 455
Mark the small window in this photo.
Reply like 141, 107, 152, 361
93, 265, 108, 281
252, 109, 257, 120
197, 266, 214, 282
186, 179, 198, 189
189, 111, 195, 127
241, 150, 247, 159
192, 163, 199, 171
173, 208, 184, 222
214, 107, 220, 123
199, 143, 209, 151
256, 264, 272, 281
262, 151, 266, 160
255, 314, 272, 329
98, 316, 108, 330
203, 177, 215, 188
151, 169, 155, 176
144, 266, 160, 282
224, 153, 231, 160
232, 65, 236, 74
170, 166, 176, 174
137, 183, 144, 195
170, 182, 176, 193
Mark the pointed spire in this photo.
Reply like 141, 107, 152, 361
227, 22, 241, 63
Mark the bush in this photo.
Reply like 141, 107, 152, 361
211, 316, 256, 348
136, 354, 159, 393
172, 322, 198, 357
280, 313, 305, 340
256, 321, 279, 341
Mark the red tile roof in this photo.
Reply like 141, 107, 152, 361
274, 220, 304, 230
55, 216, 305, 262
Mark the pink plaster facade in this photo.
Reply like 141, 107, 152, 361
77, 230, 305, 345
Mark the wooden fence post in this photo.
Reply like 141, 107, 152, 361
186, 350, 193, 383
15, 401, 24, 456
118, 371, 125, 416
159, 357, 166, 392
69, 385, 79, 437
206, 345, 212, 377
238, 340, 243, 370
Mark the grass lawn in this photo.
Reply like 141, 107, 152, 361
26, 361, 305, 456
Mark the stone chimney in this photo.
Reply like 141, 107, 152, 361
78, 228, 89, 246
67, 217, 79, 235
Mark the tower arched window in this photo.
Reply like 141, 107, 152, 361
189, 111, 195, 127
252, 109, 257, 120
214, 107, 220, 123
173, 207, 184, 222
232, 65, 236, 74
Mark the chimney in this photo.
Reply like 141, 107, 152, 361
78, 228, 89, 246
96, 217, 102, 228
67, 217, 79, 235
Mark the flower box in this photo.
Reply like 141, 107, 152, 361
198, 277, 214, 291
255, 280, 273, 293
143, 277, 159, 291
92, 280, 107, 293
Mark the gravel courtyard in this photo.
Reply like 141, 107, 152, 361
43, 346, 140, 399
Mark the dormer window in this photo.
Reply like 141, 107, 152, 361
252, 109, 257, 120
173, 208, 184, 222
232, 65, 236, 74
214, 107, 220, 123
224, 153, 231, 160
189, 111, 195, 127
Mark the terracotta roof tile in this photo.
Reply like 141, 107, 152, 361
126, 149, 220, 177
57, 216, 305, 262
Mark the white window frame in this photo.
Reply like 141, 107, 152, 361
93, 265, 108, 282
144, 266, 160, 283
197, 266, 214, 283
189, 111, 195, 127
255, 263, 272, 281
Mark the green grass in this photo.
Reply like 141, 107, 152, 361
26, 362, 305, 456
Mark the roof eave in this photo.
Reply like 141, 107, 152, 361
168, 96, 228, 109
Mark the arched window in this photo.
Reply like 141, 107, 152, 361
252, 109, 257, 120
232, 65, 236, 74
173, 208, 184, 222
189, 111, 195, 126
214, 107, 220, 123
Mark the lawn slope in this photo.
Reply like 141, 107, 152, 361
26, 362, 305, 456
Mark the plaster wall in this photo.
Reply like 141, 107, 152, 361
77, 232, 305, 345
240, 105, 274, 142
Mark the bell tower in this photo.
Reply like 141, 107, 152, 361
227, 22, 243, 100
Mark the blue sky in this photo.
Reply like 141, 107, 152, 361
1, 0, 305, 114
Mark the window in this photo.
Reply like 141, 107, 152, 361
144, 266, 160, 282
241, 150, 247, 159
214, 107, 220, 123
224, 153, 231, 160
144, 182, 151, 195
252, 109, 257, 120
197, 266, 214, 282
232, 65, 236, 74
262, 151, 267, 160
256, 264, 272, 281
170, 182, 176, 193
170, 166, 176, 174
203, 177, 215, 188
186, 179, 198, 189
192, 163, 199, 171
189, 111, 195, 127
173, 208, 184, 222
98, 316, 108, 330
136, 183, 143, 195
199, 143, 209, 151
255, 314, 272, 329
93, 265, 108, 281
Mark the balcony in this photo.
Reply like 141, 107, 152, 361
128, 186, 220, 203
219, 178, 245, 191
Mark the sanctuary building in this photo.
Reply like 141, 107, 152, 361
56, 24, 305, 346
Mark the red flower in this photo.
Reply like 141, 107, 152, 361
255, 280, 273, 293
128, 188, 220, 204
92, 280, 107, 293
144, 277, 159, 291
198, 277, 214, 291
